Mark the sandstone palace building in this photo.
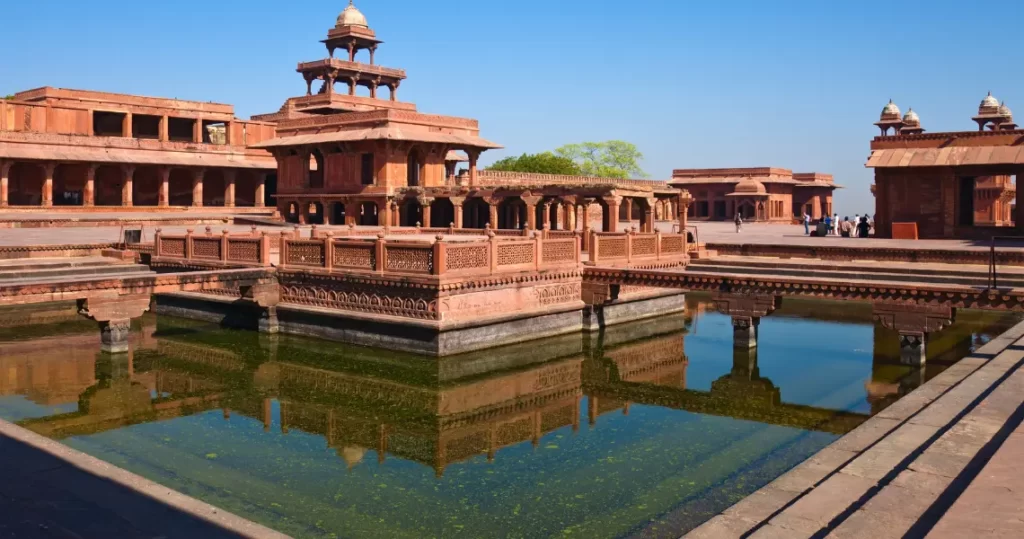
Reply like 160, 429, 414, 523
868, 94, 1021, 239
0, 2, 840, 229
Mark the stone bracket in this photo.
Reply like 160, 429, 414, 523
873, 303, 955, 335
712, 292, 781, 319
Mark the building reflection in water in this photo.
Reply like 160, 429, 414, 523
0, 295, 1017, 475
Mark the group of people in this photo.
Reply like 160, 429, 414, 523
803, 213, 873, 238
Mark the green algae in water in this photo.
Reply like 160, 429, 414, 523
0, 298, 1018, 538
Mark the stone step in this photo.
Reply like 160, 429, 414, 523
686, 263, 1022, 288
0, 256, 127, 272
0, 264, 153, 284
690, 256, 1021, 280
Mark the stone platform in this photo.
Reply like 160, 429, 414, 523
687, 319, 1024, 538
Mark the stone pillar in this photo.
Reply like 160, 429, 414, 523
79, 295, 151, 354
159, 116, 169, 142
873, 303, 955, 367
451, 196, 465, 229
541, 202, 552, 230
522, 195, 541, 230
732, 317, 759, 349
679, 190, 691, 232
602, 196, 621, 232
84, 165, 96, 207
298, 202, 309, 225
193, 118, 203, 143
344, 201, 358, 226
158, 167, 170, 207
468, 150, 479, 186
41, 162, 55, 207
255, 173, 266, 208
1, 160, 11, 207
623, 198, 633, 224
224, 169, 236, 208
642, 199, 655, 232
487, 198, 499, 228
122, 166, 134, 207
242, 283, 281, 334
191, 169, 204, 207
420, 197, 434, 228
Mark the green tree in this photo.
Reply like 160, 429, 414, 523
488, 152, 582, 175
2, 95, 14, 100
554, 140, 646, 179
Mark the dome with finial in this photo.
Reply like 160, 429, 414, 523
337, 1, 368, 28
999, 101, 1013, 118
881, 100, 900, 119
732, 178, 767, 195
980, 92, 1000, 111
902, 108, 920, 126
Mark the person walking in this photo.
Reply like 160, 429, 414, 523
832, 213, 840, 236
803, 213, 810, 235
734, 212, 743, 233
823, 214, 831, 235
857, 216, 871, 238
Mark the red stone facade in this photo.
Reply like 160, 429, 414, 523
668, 168, 838, 222
867, 95, 1021, 239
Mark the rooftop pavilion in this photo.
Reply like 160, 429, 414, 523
669, 167, 839, 222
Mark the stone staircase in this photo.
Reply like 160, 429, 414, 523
0, 256, 154, 286
688, 255, 1024, 288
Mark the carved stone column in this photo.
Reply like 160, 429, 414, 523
419, 196, 434, 228
873, 303, 955, 366
0, 160, 9, 207
84, 164, 96, 207
255, 173, 266, 208
602, 196, 622, 232
191, 168, 204, 207
486, 196, 499, 228
679, 190, 692, 232
713, 292, 781, 349
41, 162, 55, 207
450, 196, 465, 229
224, 169, 236, 208
521, 194, 541, 230
158, 167, 170, 207
541, 201, 553, 230
732, 316, 759, 349
623, 198, 633, 225
121, 165, 134, 207
242, 283, 281, 334
79, 295, 151, 354
467, 150, 480, 186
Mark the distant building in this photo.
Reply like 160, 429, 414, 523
867, 94, 1020, 239
668, 168, 839, 222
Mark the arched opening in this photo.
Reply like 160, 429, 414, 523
132, 166, 160, 206
596, 198, 614, 232
359, 201, 379, 226
8, 162, 44, 206
308, 202, 325, 225
400, 199, 423, 227
285, 202, 299, 223
407, 148, 422, 187
462, 198, 489, 229
498, 198, 527, 229
548, 202, 562, 230
233, 170, 257, 207
309, 149, 325, 188
168, 169, 193, 206
331, 202, 346, 225
95, 165, 123, 206
635, 198, 652, 231
431, 198, 455, 228
53, 164, 84, 206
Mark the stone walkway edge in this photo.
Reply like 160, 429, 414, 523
0, 417, 289, 539
685, 318, 1024, 539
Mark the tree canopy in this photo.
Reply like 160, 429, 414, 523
488, 152, 582, 175
554, 140, 646, 179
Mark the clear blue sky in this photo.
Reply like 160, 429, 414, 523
1, 0, 1021, 213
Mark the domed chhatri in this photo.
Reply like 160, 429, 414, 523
875, 99, 905, 135
902, 108, 920, 126
980, 91, 1000, 111
337, 0, 369, 28
999, 101, 1013, 119
881, 100, 901, 119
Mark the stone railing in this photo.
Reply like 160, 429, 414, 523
308, 224, 532, 239
279, 232, 580, 277
475, 170, 678, 192
153, 229, 271, 267
588, 231, 688, 266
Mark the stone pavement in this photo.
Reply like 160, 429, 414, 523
686, 320, 1024, 539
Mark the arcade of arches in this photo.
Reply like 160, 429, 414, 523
0, 160, 273, 208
